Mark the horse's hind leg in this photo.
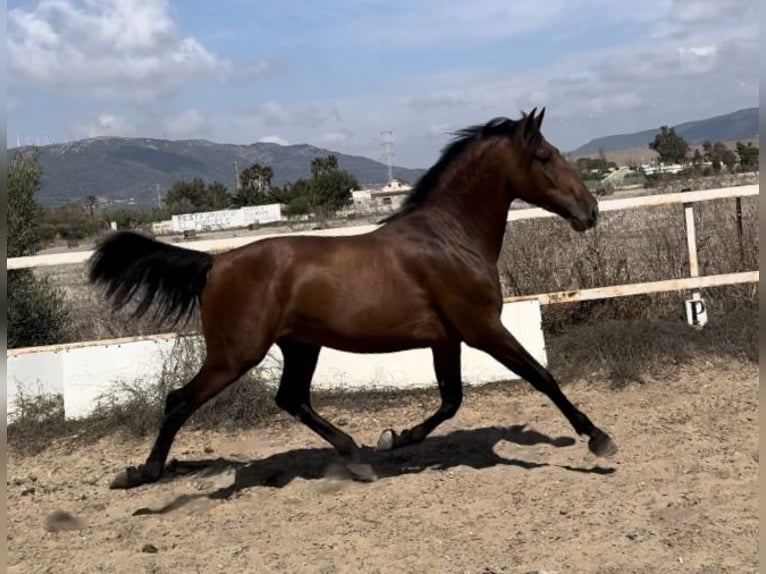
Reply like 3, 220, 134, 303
110, 357, 256, 490
274, 340, 376, 482
376, 340, 463, 451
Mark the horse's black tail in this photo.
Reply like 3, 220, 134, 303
88, 231, 214, 327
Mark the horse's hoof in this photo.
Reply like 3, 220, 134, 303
588, 431, 618, 458
346, 462, 378, 483
376, 429, 397, 451
109, 466, 151, 489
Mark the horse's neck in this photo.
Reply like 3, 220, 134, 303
426, 149, 513, 262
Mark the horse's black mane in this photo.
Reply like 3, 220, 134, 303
380, 112, 540, 224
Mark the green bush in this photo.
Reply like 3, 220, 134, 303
8, 270, 70, 348
8, 151, 72, 348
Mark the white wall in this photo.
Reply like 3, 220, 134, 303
171, 204, 282, 233
151, 220, 174, 235
7, 300, 546, 422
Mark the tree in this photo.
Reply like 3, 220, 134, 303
701, 140, 713, 161
164, 177, 207, 214
7, 151, 70, 348
278, 179, 313, 215
85, 195, 98, 217
704, 141, 737, 173
275, 160, 358, 218
8, 151, 45, 257
234, 162, 276, 207
164, 178, 231, 214
206, 182, 232, 209
648, 126, 689, 164
309, 169, 358, 212
736, 141, 759, 172
240, 162, 273, 194
283, 194, 312, 216
719, 146, 737, 172
8, 271, 70, 348
310, 154, 339, 179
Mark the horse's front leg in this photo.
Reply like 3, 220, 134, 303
377, 341, 463, 451
464, 316, 617, 458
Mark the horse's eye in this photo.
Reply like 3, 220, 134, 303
536, 149, 551, 163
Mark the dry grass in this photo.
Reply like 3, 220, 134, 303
8, 336, 283, 455
500, 193, 758, 383
501, 194, 757, 329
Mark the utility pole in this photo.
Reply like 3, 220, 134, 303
380, 130, 394, 185
233, 160, 241, 191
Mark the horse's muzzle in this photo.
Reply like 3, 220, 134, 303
570, 201, 598, 232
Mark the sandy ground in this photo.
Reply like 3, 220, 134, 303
7, 359, 758, 574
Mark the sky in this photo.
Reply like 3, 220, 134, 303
6, 0, 759, 168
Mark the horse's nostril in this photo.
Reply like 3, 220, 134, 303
590, 203, 599, 222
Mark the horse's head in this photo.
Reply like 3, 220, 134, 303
506, 108, 599, 232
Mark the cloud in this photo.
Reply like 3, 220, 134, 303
163, 110, 211, 139
74, 113, 137, 138
359, 1, 568, 46
292, 0, 627, 48
9, 0, 755, 168
256, 135, 289, 145
407, 94, 467, 111
247, 101, 343, 129
211, 20, 755, 164
7, 0, 262, 103
318, 131, 352, 145
234, 59, 282, 82
669, 0, 754, 23
652, 0, 757, 39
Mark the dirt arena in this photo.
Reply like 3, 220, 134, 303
7, 359, 758, 574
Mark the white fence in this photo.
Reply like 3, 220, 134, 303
7, 184, 758, 270
7, 300, 545, 422
6, 184, 759, 421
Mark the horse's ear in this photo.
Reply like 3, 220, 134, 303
523, 107, 538, 140
535, 107, 546, 129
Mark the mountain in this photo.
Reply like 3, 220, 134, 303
11, 106, 758, 207
9, 137, 427, 208
571, 107, 759, 156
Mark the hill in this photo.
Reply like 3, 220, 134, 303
10, 107, 758, 208
571, 107, 758, 156
9, 138, 427, 208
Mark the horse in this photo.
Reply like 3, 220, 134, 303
88, 107, 616, 490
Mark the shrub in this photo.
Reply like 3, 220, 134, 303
8, 270, 71, 349
8, 151, 72, 348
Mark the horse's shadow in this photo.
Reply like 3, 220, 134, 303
131, 424, 615, 516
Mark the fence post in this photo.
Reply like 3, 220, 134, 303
683, 201, 706, 327
684, 202, 699, 279
735, 197, 744, 264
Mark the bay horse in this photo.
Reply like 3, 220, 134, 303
89, 108, 616, 489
